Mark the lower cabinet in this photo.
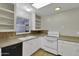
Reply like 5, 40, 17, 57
23, 38, 41, 56
0, 38, 40, 56
58, 40, 63, 55
58, 40, 79, 56
1, 37, 79, 56
62, 41, 79, 56
0, 48, 1, 56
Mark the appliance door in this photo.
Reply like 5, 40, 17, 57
2, 43, 22, 56
45, 36, 58, 50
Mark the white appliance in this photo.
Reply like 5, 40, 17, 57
48, 31, 59, 37
42, 31, 59, 55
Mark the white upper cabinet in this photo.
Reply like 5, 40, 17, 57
0, 3, 15, 32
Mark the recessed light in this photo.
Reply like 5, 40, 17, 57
24, 6, 32, 12
25, 8, 32, 12
55, 7, 60, 11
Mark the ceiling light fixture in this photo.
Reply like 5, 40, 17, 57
25, 8, 32, 12
32, 3, 50, 9
24, 6, 32, 12
55, 7, 60, 11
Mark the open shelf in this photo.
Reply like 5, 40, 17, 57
0, 29, 15, 32
16, 32, 30, 35
0, 23, 13, 26
0, 7, 14, 14
0, 3, 14, 32
0, 14, 14, 20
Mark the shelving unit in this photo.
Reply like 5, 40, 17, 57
31, 14, 42, 31
35, 15, 41, 29
0, 14, 14, 20
0, 3, 14, 32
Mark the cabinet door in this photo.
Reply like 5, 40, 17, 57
0, 48, 1, 56
58, 40, 63, 55
28, 38, 40, 54
23, 40, 33, 56
74, 44, 79, 56
48, 37, 57, 49
35, 38, 41, 50
23, 38, 41, 56
42, 37, 57, 49
63, 41, 79, 56
40, 37, 47, 48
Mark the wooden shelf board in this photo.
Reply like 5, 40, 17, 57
0, 23, 14, 26
0, 14, 14, 20
0, 30, 15, 32
16, 32, 30, 35
0, 7, 14, 14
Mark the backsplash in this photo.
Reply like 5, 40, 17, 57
0, 32, 16, 40
16, 30, 48, 38
59, 35, 79, 43
0, 30, 48, 40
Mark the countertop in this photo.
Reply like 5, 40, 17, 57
1, 32, 79, 48
0, 30, 48, 48
0, 36, 39, 48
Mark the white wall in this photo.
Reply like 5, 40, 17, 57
41, 8, 79, 36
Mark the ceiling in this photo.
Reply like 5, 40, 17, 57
36, 3, 79, 16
